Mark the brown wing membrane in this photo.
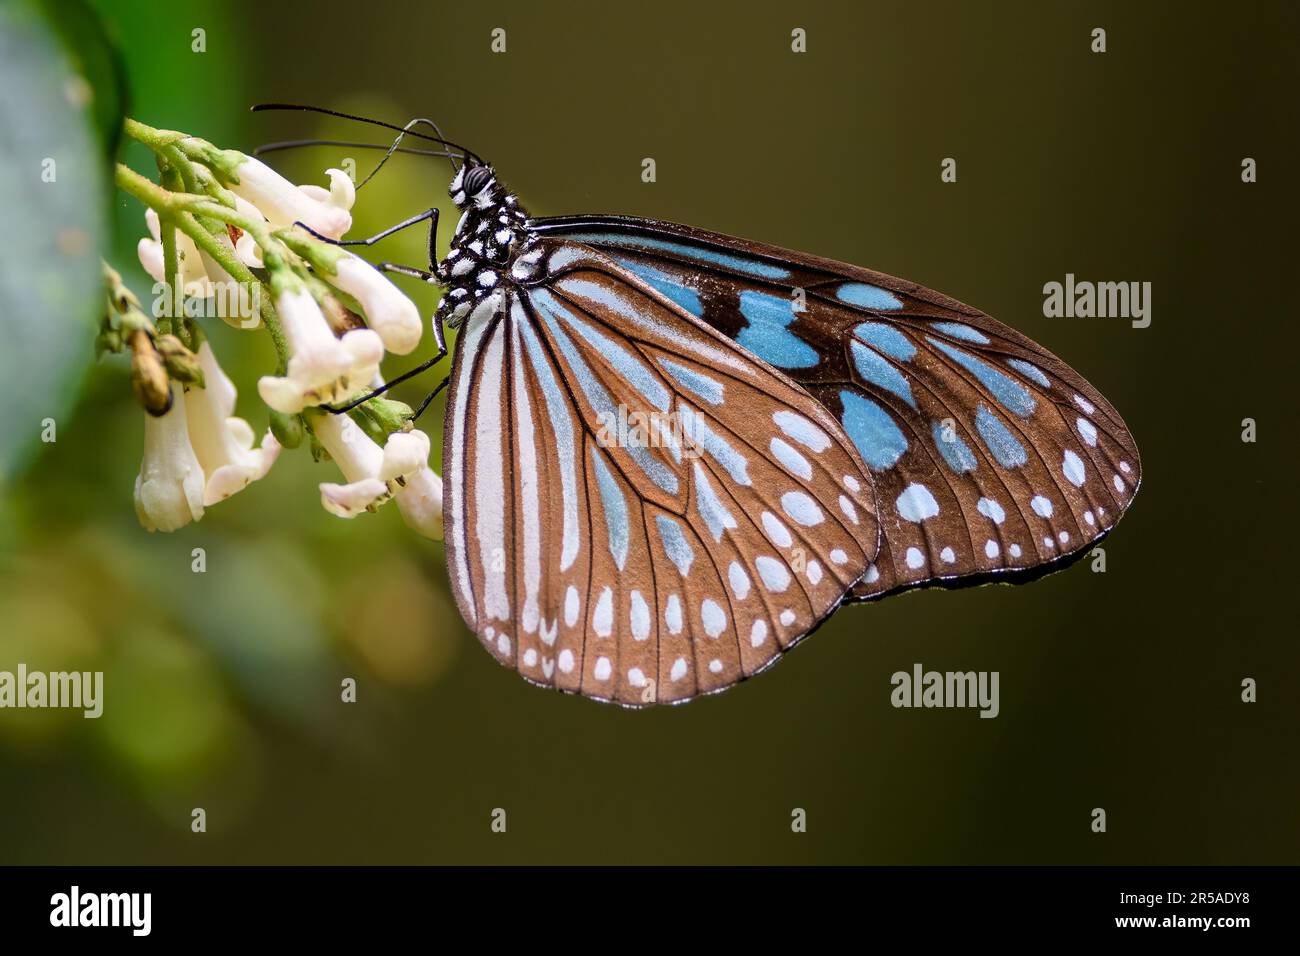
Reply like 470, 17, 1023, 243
532, 215, 1141, 600
442, 240, 879, 705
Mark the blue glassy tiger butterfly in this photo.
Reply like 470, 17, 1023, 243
256, 105, 1142, 707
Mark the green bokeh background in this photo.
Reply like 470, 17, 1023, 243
0, 0, 1296, 863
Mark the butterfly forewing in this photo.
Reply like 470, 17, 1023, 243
443, 240, 879, 705
532, 215, 1141, 600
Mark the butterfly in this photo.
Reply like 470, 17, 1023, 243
257, 106, 1142, 707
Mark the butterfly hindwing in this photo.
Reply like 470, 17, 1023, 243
531, 215, 1141, 600
442, 240, 879, 705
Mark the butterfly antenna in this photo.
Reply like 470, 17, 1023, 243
355, 117, 460, 189
252, 139, 463, 162
251, 103, 485, 166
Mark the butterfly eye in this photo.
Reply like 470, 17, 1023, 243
462, 166, 494, 195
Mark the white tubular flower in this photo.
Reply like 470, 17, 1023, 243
394, 466, 444, 540
227, 157, 352, 239
298, 168, 355, 212
225, 195, 268, 269
134, 388, 205, 532
324, 253, 423, 355
257, 287, 384, 414
234, 231, 264, 269
192, 230, 265, 329
137, 208, 212, 297
185, 342, 282, 505
313, 414, 445, 540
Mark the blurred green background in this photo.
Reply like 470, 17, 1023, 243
0, 0, 1296, 863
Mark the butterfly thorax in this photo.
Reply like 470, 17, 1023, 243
437, 165, 531, 328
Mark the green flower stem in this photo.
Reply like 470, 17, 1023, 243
158, 223, 178, 340
123, 117, 186, 151
158, 165, 187, 344
115, 163, 288, 364
124, 118, 244, 188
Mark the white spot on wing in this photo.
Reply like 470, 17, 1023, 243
630, 590, 651, 641
756, 556, 792, 592
977, 497, 1005, 524
761, 511, 793, 548
701, 599, 727, 638
593, 586, 613, 637
773, 410, 831, 451
728, 561, 751, 599
1063, 450, 1086, 487
770, 437, 813, 479
564, 585, 580, 627
665, 593, 683, 634
895, 483, 940, 522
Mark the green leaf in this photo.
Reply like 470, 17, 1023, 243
35, 0, 128, 161
0, 0, 115, 483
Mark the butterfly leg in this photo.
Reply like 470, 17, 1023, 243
323, 314, 449, 414
410, 374, 452, 422
294, 206, 440, 272
377, 261, 439, 282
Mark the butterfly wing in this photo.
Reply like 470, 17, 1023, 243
532, 215, 1141, 600
442, 239, 879, 705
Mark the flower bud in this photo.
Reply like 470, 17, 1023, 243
269, 409, 306, 450
155, 334, 205, 387
128, 329, 172, 416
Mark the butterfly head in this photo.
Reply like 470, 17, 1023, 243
450, 163, 504, 211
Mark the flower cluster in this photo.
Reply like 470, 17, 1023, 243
109, 127, 442, 541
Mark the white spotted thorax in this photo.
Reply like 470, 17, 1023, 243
437, 164, 532, 328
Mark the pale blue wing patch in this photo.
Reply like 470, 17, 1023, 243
608, 254, 704, 316
736, 289, 820, 369
1006, 358, 1051, 388
839, 390, 908, 470
590, 446, 630, 570
927, 337, 1037, 418
853, 321, 916, 361
930, 321, 990, 344
931, 421, 978, 474
657, 356, 725, 406
834, 282, 903, 310
974, 403, 1028, 468
556, 230, 792, 280
849, 340, 916, 408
